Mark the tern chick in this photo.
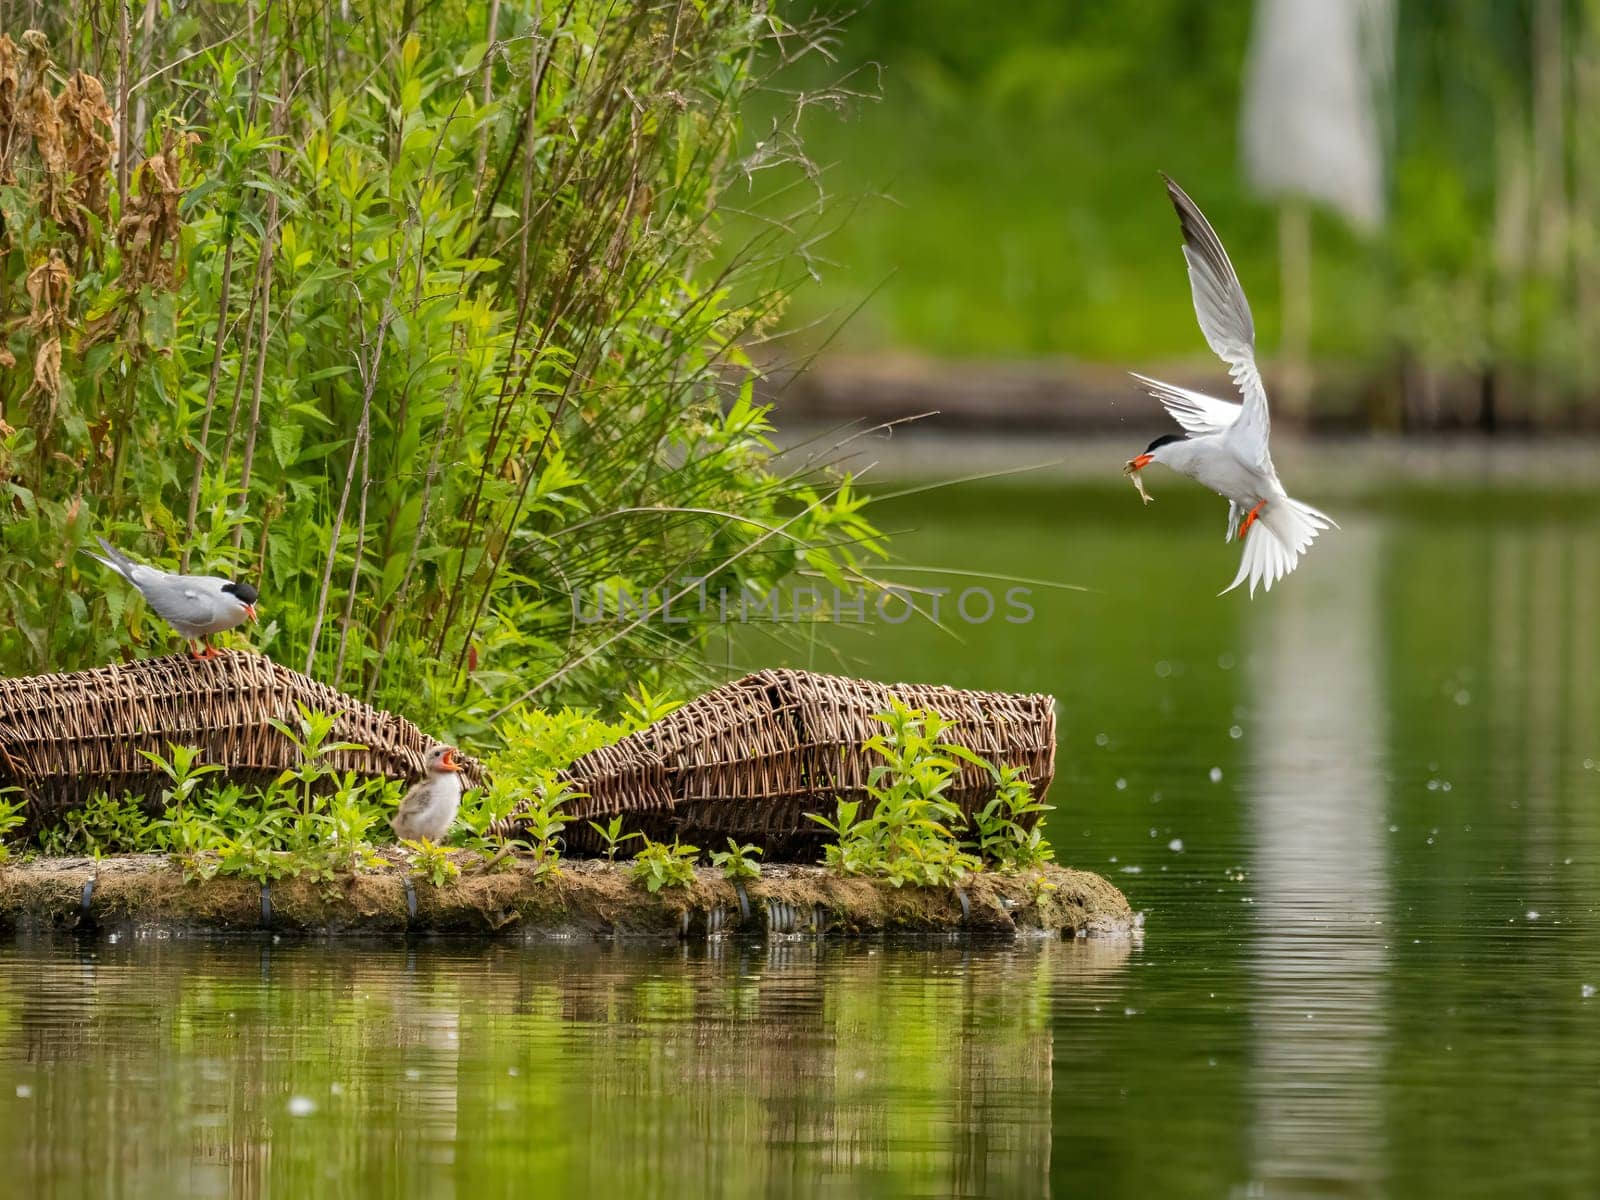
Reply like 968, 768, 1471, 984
83, 536, 258, 657
391, 745, 465, 843
1123, 175, 1337, 596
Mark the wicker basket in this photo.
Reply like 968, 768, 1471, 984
543, 669, 1057, 857
0, 652, 483, 819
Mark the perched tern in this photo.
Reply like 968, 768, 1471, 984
83, 536, 259, 657
1123, 176, 1337, 596
391, 745, 465, 843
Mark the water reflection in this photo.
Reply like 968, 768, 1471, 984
1245, 518, 1390, 1196
0, 939, 1119, 1198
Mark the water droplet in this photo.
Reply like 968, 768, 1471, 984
1217, 652, 1236, 670
1120, 865, 1143, 875
1168, 838, 1184, 853
405, 1068, 421, 1082
1095, 732, 1109, 747
1583, 984, 1596, 999
1527, 911, 1540, 921
1228, 725, 1243, 740
1155, 660, 1172, 678
1209, 767, 1223, 783
288, 1096, 316, 1117
15, 1085, 31, 1099
1454, 689, 1471, 706
1115, 777, 1127, 790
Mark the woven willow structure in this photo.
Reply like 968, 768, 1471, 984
542, 669, 1057, 857
0, 653, 482, 817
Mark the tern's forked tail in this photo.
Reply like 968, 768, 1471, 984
1221, 496, 1336, 597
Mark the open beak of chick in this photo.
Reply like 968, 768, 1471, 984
1123, 454, 1155, 505
438, 747, 461, 773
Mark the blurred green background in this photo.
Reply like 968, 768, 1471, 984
743, 0, 1600, 429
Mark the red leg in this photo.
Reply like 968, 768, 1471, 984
200, 638, 220, 660
187, 639, 204, 660
1239, 500, 1267, 539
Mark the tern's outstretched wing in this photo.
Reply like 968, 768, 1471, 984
1129, 371, 1242, 438
1162, 175, 1270, 470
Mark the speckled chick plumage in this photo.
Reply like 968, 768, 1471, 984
391, 745, 464, 843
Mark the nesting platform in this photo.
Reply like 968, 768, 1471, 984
0, 856, 1133, 940
541, 668, 1058, 856
0, 653, 483, 817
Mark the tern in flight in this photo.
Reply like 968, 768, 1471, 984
1122, 175, 1336, 596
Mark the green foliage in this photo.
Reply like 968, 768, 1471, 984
403, 838, 461, 888
488, 705, 646, 790
630, 837, 701, 894
967, 764, 1055, 870
136, 743, 225, 821
808, 700, 1053, 886
587, 816, 644, 864
41, 791, 158, 858
267, 705, 364, 815
0, 3, 883, 735
710, 838, 763, 883
0, 789, 27, 864
503, 778, 573, 881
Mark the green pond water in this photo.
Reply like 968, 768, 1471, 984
5, 470, 1600, 1197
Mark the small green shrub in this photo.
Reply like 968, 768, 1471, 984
967, 764, 1055, 870
630, 838, 701, 894
809, 700, 1054, 885
403, 839, 461, 888
0, 789, 26, 864
710, 839, 763, 884
587, 816, 644, 864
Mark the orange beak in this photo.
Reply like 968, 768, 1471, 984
1124, 453, 1154, 474
440, 748, 461, 772
245, 604, 258, 622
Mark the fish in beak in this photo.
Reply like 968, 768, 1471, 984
1123, 455, 1155, 505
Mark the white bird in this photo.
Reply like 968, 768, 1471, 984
83, 536, 259, 656
1122, 175, 1337, 596
391, 745, 465, 843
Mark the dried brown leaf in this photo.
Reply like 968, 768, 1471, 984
56, 70, 113, 243
24, 250, 70, 334
29, 334, 60, 419
115, 127, 198, 290
0, 36, 18, 183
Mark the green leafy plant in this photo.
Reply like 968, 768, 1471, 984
267, 706, 364, 816
403, 839, 461, 888
0, 7, 883, 735
710, 838, 763, 884
808, 701, 983, 888
588, 815, 644, 864
966, 764, 1055, 870
0, 789, 27, 864
630, 837, 701, 894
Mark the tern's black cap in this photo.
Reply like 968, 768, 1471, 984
1145, 433, 1187, 454
224, 581, 259, 605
